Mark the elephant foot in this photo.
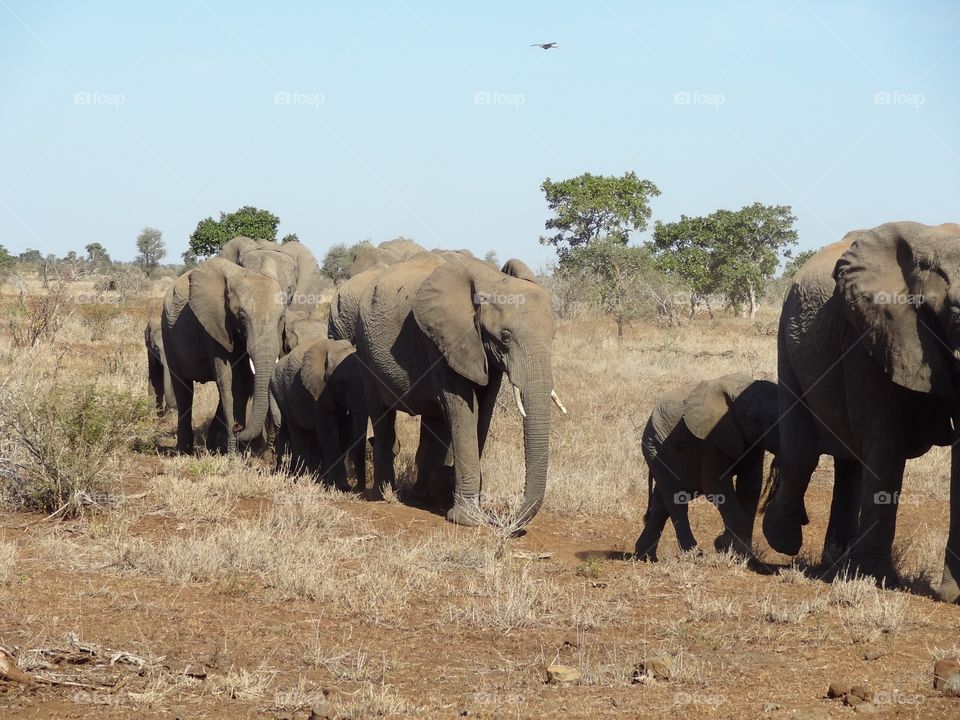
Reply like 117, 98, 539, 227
821, 539, 854, 570
935, 574, 960, 604
446, 498, 482, 527
762, 501, 803, 556
714, 531, 752, 558
634, 539, 658, 563
850, 556, 901, 590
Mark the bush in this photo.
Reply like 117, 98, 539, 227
0, 379, 157, 517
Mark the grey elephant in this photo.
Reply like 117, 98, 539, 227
220, 236, 326, 311
762, 221, 960, 602
331, 252, 565, 526
282, 308, 328, 354
162, 258, 285, 454
144, 313, 176, 414
347, 237, 427, 277
269, 337, 367, 490
635, 374, 779, 561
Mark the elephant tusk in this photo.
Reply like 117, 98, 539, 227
249, 358, 256, 375
512, 384, 526, 418
551, 389, 568, 414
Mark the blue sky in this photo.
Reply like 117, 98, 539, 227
1, 1, 958, 269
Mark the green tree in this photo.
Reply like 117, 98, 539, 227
188, 206, 281, 257
280, 233, 299, 244
0, 244, 14, 271
539, 172, 661, 260
181, 249, 198, 269
483, 250, 500, 266
321, 240, 370, 282
782, 248, 816, 278
18, 248, 43, 264
135, 227, 166, 276
85, 242, 111, 267
652, 203, 797, 318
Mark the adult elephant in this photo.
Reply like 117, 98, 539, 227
144, 313, 176, 414
220, 237, 326, 311
345, 252, 563, 526
162, 258, 285, 454
762, 221, 960, 602
635, 374, 779, 561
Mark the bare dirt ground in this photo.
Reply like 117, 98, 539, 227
2, 282, 959, 718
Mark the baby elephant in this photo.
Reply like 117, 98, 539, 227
635, 373, 779, 561
269, 337, 367, 490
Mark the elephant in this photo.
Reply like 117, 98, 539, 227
331, 251, 565, 526
161, 258, 285, 454
282, 308, 328, 354
634, 374, 779, 561
144, 313, 176, 414
347, 238, 427, 277
761, 221, 960, 602
219, 236, 327, 311
269, 337, 367, 489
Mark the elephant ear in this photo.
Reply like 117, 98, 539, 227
833, 223, 953, 395
188, 260, 235, 353
683, 374, 752, 458
412, 262, 488, 385
323, 340, 356, 383
500, 258, 538, 284
300, 341, 330, 401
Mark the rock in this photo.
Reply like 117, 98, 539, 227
854, 703, 880, 714
762, 702, 781, 712
183, 665, 207, 680
826, 681, 850, 699
850, 685, 873, 702
633, 655, 672, 682
844, 693, 865, 707
309, 701, 334, 720
944, 675, 960, 698
862, 648, 883, 661
935, 657, 960, 691
545, 665, 581, 684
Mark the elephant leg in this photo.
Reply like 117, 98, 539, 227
708, 449, 761, 557
348, 410, 367, 493
475, 367, 503, 456
850, 449, 904, 588
171, 375, 195, 454
635, 470, 668, 561
762, 397, 819, 556
821, 458, 862, 570
162, 365, 176, 413
658, 473, 697, 553
148, 356, 165, 415
206, 399, 228, 453
413, 415, 452, 504
441, 385, 482, 526
370, 408, 397, 498
317, 419, 349, 491
936, 438, 960, 603
274, 418, 290, 473
212, 357, 239, 454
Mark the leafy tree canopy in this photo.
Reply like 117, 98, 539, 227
85, 242, 111, 266
188, 206, 281, 257
321, 240, 371, 282
135, 227, 166, 276
539, 172, 661, 259
782, 248, 816, 278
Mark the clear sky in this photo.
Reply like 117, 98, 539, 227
1, 1, 958, 268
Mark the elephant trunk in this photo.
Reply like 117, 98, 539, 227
514, 368, 552, 528
237, 334, 279, 443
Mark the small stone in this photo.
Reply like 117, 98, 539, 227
545, 665, 581, 684
944, 675, 960, 698
862, 648, 883, 661
309, 701, 334, 720
633, 655, 672, 682
844, 693, 864, 707
850, 685, 873, 702
827, 681, 850, 699
935, 657, 960, 691
762, 702, 781, 712
183, 665, 207, 680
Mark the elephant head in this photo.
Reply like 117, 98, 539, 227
412, 259, 564, 525
238, 248, 298, 304
500, 258, 538, 284
283, 309, 327, 354
834, 222, 960, 395
683, 374, 780, 457
189, 258, 285, 443
276, 240, 326, 310
219, 236, 260, 264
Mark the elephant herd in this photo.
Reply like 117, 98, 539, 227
144, 222, 960, 604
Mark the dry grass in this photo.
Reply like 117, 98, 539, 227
0, 540, 15, 584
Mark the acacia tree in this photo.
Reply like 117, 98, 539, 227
85, 242, 111, 268
135, 227, 166, 276
652, 203, 797, 318
539, 172, 661, 261
321, 240, 371, 282
188, 206, 282, 257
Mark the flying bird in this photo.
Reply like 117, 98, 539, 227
531, 42, 558, 50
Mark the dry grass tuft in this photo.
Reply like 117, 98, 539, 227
0, 541, 15, 584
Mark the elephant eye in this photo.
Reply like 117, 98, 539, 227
500, 329, 512, 344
